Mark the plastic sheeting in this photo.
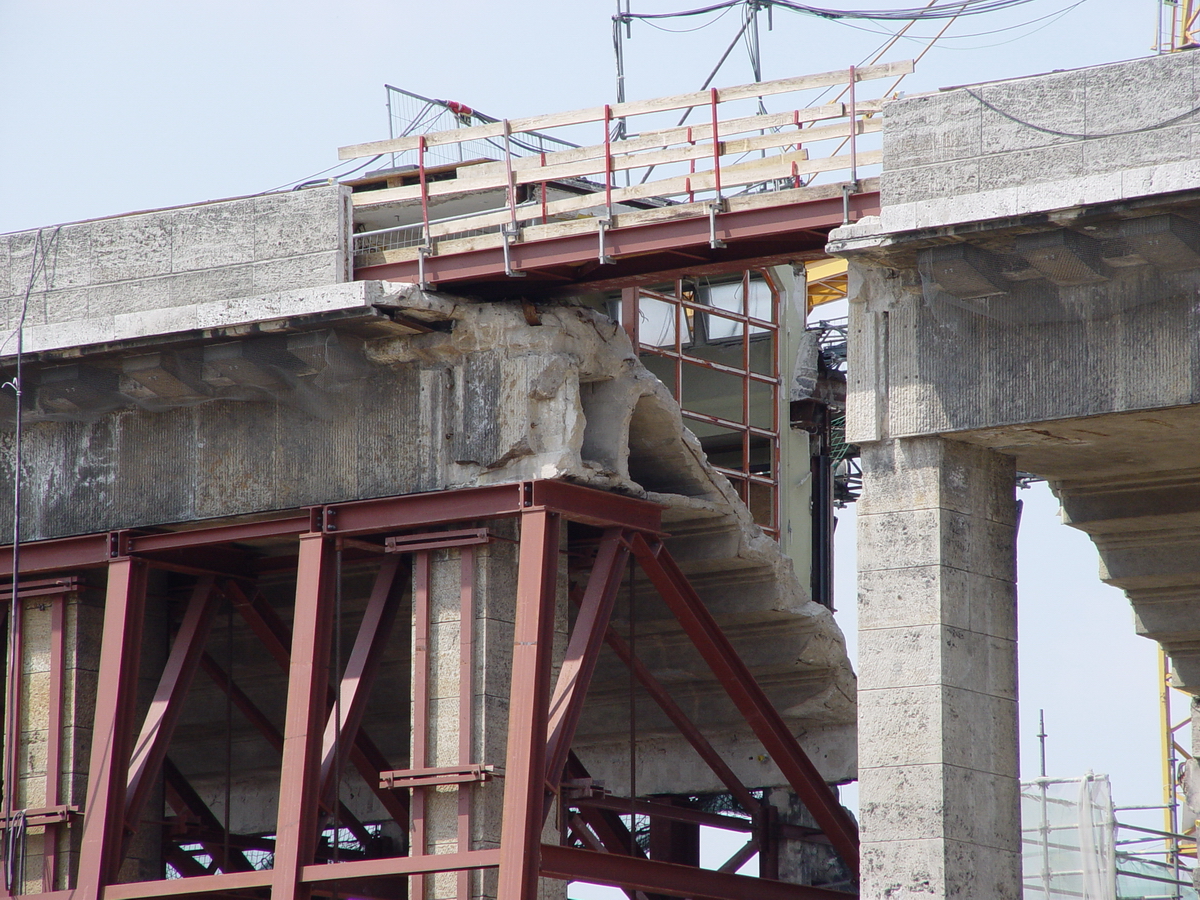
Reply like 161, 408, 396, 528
1021, 775, 1116, 900
1022, 774, 1198, 900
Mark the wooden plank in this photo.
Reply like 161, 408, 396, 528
464, 100, 882, 182
415, 121, 878, 238
533, 148, 882, 220
402, 148, 815, 240
338, 60, 911, 159
353, 115, 880, 213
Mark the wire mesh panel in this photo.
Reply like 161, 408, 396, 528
622, 271, 782, 536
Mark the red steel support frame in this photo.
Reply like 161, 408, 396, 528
630, 534, 859, 874
124, 577, 221, 839
0, 479, 855, 900
544, 528, 630, 795
497, 508, 560, 900
74, 557, 148, 900
271, 533, 334, 900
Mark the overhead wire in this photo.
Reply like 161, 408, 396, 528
618, 0, 1048, 21
641, 3, 736, 30
2, 224, 61, 893
259, 155, 384, 195
823, 0, 1089, 41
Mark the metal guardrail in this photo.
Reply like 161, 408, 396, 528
341, 60, 911, 276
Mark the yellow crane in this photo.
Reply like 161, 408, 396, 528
1161, 0, 1200, 52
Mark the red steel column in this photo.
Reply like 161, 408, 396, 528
73, 556, 149, 900
271, 533, 335, 900
497, 509, 559, 900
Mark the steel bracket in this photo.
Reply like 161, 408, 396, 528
708, 201, 727, 249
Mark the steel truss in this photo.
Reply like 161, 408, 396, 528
0, 480, 856, 900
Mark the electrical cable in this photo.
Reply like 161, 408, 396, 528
1, 224, 60, 892
259, 154, 384, 195
963, 88, 1200, 138
641, 2, 736, 30
821, 0, 1088, 40
891, 4, 1083, 48
618, 0, 1048, 21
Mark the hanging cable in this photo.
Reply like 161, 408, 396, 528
2, 225, 61, 892
640, 3, 737, 31
823, 0, 1087, 41
618, 0, 1057, 22
635, 12, 757, 183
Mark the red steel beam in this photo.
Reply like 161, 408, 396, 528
0, 481, 663, 576
161, 758, 255, 874
73, 557, 148, 898
300, 848, 502, 883
572, 796, 753, 833
225, 580, 410, 826
354, 193, 880, 288
102, 869, 273, 900
544, 528, 629, 794
565, 753, 646, 860
539, 845, 852, 900
599, 619, 761, 817
196, 653, 373, 847
318, 555, 404, 797
409, 550, 432, 900
42, 593, 67, 892
324, 483, 526, 536
630, 535, 859, 876
497, 509, 561, 900
124, 577, 222, 837
0, 533, 110, 577
457, 545, 477, 900
270, 533, 335, 900
528, 482, 661, 534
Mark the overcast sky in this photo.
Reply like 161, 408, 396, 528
0, 0, 1175, 834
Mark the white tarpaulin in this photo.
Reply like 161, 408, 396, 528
1021, 774, 1116, 900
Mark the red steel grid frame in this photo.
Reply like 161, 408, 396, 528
622, 271, 783, 538
0, 479, 855, 900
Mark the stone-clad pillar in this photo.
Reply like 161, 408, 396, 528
415, 523, 567, 900
856, 436, 1020, 900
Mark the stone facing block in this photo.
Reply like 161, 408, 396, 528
1, 185, 350, 354
857, 436, 1021, 900
879, 51, 1200, 223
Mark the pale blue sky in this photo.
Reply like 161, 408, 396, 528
0, 0, 1173, 837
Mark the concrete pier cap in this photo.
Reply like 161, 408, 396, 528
829, 49, 1200, 899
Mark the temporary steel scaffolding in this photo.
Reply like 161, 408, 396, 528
339, 62, 909, 293
0, 480, 857, 900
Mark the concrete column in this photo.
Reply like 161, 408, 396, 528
416, 525, 566, 900
11, 588, 104, 893
856, 436, 1020, 900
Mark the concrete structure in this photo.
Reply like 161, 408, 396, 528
829, 49, 1200, 900
0, 168, 858, 898
14, 48, 1200, 900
